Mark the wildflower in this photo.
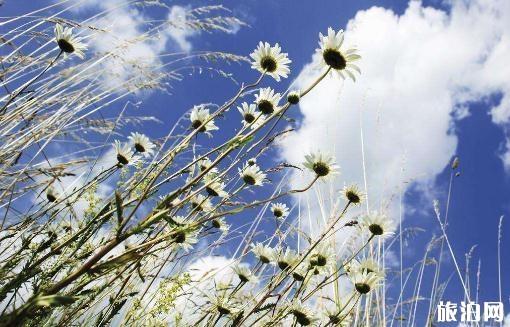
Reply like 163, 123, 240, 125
213, 296, 235, 316
196, 157, 218, 175
247, 158, 257, 166
452, 156, 460, 169
342, 184, 364, 205
317, 27, 361, 80
359, 212, 395, 239
114, 140, 137, 166
190, 194, 213, 212
211, 217, 229, 234
58, 220, 72, 233
128, 132, 155, 157
276, 248, 298, 270
350, 270, 382, 294
348, 258, 384, 277
238, 102, 256, 124
46, 186, 58, 202
251, 243, 274, 264
309, 243, 336, 269
291, 264, 308, 282
169, 215, 186, 226
287, 90, 300, 105
289, 301, 319, 326
54, 23, 87, 58
190, 105, 218, 134
198, 157, 213, 171
171, 226, 198, 251
324, 303, 352, 326
237, 102, 264, 128
232, 264, 257, 283
271, 202, 289, 219
308, 244, 335, 276
250, 42, 291, 81
303, 151, 339, 178
215, 281, 231, 293
203, 173, 228, 198
239, 163, 266, 186
255, 87, 281, 115
158, 194, 180, 210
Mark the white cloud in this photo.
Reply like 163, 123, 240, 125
280, 0, 510, 219
87, 8, 164, 89
167, 5, 197, 53
32, 145, 116, 216
169, 256, 235, 323
72, 1, 244, 91
504, 312, 510, 327
65, 1, 231, 89
83, 3, 195, 89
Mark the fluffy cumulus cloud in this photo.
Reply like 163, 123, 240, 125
65, 0, 200, 89
280, 0, 510, 219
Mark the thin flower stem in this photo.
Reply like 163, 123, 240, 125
0, 50, 63, 114
299, 67, 331, 97
119, 73, 266, 231
238, 202, 352, 325
302, 236, 374, 302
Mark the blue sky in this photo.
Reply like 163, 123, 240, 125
2, 0, 510, 324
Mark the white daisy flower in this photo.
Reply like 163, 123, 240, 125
291, 263, 309, 282
289, 301, 319, 326
309, 243, 336, 271
237, 102, 265, 129
250, 41, 291, 81
196, 157, 218, 175
342, 184, 365, 205
359, 212, 396, 239
238, 163, 266, 186
276, 248, 299, 270
317, 27, 361, 80
251, 242, 274, 264
46, 186, 58, 203
169, 215, 187, 226
215, 281, 231, 292
190, 194, 213, 212
128, 132, 155, 157
348, 258, 384, 277
158, 194, 181, 210
270, 202, 290, 219
452, 156, 460, 169
114, 140, 138, 166
349, 270, 382, 295
190, 105, 218, 134
203, 173, 228, 198
198, 157, 213, 171
211, 217, 229, 234
54, 23, 87, 59
324, 302, 353, 326
287, 90, 300, 105
303, 151, 339, 178
247, 157, 257, 166
171, 226, 198, 252
212, 295, 235, 316
255, 87, 281, 115
232, 264, 257, 283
